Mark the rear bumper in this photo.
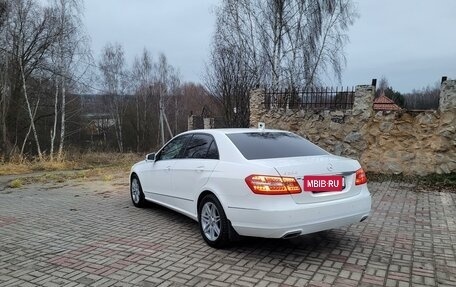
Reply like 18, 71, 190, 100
227, 187, 371, 238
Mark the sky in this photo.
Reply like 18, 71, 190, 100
83, 0, 456, 93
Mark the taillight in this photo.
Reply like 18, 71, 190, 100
355, 168, 367, 185
245, 175, 302, 195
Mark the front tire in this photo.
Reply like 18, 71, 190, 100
198, 194, 233, 248
130, 175, 146, 208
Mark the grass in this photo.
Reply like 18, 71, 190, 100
10, 165, 130, 187
102, 174, 114, 181
2, 152, 142, 188
367, 172, 456, 191
0, 152, 142, 176
8, 178, 23, 188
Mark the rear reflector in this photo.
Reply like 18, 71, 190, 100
355, 168, 367, 185
245, 175, 302, 195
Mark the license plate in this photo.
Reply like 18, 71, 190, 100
303, 176, 344, 192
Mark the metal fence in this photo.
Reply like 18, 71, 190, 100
264, 87, 355, 111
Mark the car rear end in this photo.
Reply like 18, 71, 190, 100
213, 130, 371, 239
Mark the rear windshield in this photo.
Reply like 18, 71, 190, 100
227, 132, 328, 160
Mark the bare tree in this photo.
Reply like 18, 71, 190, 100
132, 49, 154, 152
207, 0, 357, 127
404, 82, 440, 110
180, 82, 221, 128
47, 0, 89, 160
19, 54, 43, 159
1, 0, 59, 160
155, 53, 180, 146
0, 0, 7, 28
0, 0, 10, 160
206, 44, 255, 128
130, 50, 182, 150
212, 0, 356, 89
376, 76, 389, 97
0, 0, 94, 160
99, 43, 129, 153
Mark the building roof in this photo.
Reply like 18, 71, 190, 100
373, 94, 402, 111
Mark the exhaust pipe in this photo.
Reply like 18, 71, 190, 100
360, 216, 368, 222
282, 231, 302, 239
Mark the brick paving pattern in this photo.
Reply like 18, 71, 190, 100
0, 179, 455, 286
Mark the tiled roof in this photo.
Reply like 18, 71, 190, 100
373, 103, 402, 111
373, 95, 402, 111
374, 95, 396, 104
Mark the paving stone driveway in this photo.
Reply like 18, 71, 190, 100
0, 178, 455, 287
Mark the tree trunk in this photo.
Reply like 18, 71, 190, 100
118, 118, 123, 153
0, 82, 10, 161
271, 1, 284, 90
136, 95, 140, 152
50, 80, 58, 161
159, 94, 165, 146
174, 94, 178, 134
114, 103, 123, 153
20, 57, 42, 160
20, 99, 40, 158
57, 75, 65, 160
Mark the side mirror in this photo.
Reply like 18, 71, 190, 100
146, 153, 156, 161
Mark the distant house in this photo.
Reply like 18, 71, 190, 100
373, 94, 402, 111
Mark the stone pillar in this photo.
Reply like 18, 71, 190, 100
353, 85, 375, 120
188, 115, 203, 130
439, 79, 456, 112
203, 118, 215, 129
249, 88, 266, 128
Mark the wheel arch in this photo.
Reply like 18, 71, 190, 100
196, 189, 240, 245
196, 189, 232, 221
197, 190, 217, 211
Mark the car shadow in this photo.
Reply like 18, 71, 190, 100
139, 201, 359, 256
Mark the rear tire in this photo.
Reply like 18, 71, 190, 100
130, 175, 146, 208
198, 194, 233, 248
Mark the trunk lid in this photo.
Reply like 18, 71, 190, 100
252, 155, 361, 204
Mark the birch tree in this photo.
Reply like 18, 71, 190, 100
48, 0, 88, 160
99, 43, 129, 153
156, 53, 180, 146
3, 0, 58, 160
0, 0, 9, 160
132, 49, 154, 152
207, 0, 357, 126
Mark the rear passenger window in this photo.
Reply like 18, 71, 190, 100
182, 134, 219, 159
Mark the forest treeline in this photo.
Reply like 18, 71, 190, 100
0, 0, 440, 162
0, 0, 219, 161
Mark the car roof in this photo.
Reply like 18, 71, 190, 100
182, 128, 286, 135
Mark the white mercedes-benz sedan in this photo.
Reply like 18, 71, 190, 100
130, 128, 371, 248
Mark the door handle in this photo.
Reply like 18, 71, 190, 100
196, 166, 204, 172
166, 166, 172, 172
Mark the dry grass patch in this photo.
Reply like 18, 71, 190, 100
14, 165, 130, 187
8, 178, 23, 188
102, 174, 114, 181
2, 152, 141, 188
0, 152, 142, 176
0, 163, 32, 175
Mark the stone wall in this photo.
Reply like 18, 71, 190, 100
249, 80, 456, 175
